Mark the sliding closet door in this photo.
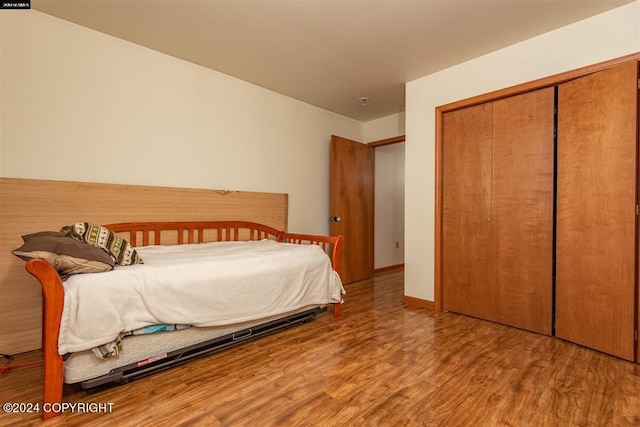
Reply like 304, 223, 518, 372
492, 88, 554, 335
556, 61, 638, 361
442, 103, 494, 320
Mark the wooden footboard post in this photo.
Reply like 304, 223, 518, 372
25, 259, 64, 420
333, 302, 341, 317
332, 235, 343, 318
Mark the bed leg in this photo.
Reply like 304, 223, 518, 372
25, 259, 65, 420
333, 303, 341, 317
42, 352, 63, 420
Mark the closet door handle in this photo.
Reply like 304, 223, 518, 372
486, 217, 492, 223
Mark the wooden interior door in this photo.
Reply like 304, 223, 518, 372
556, 61, 638, 361
491, 87, 554, 335
330, 135, 374, 284
442, 103, 495, 319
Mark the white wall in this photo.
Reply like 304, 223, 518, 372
364, 112, 405, 143
405, 1, 640, 301
374, 142, 405, 269
0, 10, 363, 235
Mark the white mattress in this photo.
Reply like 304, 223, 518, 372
60, 240, 344, 355
64, 306, 321, 384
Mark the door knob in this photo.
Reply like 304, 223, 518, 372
329, 216, 342, 222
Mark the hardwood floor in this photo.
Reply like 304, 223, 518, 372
2, 269, 640, 426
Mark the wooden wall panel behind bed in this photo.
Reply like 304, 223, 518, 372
0, 177, 288, 354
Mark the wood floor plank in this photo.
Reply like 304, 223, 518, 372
2, 268, 640, 426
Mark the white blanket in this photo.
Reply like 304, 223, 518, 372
59, 240, 344, 355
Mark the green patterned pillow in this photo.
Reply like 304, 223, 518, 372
61, 222, 143, 266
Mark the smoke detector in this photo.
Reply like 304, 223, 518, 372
358, 97, 370, 105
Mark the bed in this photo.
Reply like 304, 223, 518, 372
22, 220, 344, 420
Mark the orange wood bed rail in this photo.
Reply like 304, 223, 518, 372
25, 259, 64, 421
104, 221, 283, 246
24, 221, 342, 420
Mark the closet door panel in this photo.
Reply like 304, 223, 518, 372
556, 61, 638, 361
442, 103, 494, 320
492, 88, 555, 335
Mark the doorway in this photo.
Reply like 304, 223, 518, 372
373, 141, 405, 272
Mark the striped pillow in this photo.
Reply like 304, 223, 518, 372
61, 222, 143, 266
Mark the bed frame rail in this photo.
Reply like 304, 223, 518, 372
25, 259, 64, 421
104, 221, 282, 247
104, 222, 343, 274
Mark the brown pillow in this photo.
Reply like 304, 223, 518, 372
12, 231, 114, 278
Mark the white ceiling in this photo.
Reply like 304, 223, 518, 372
33, 0, 634, 122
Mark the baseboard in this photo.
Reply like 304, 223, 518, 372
403, 295, 435, 310
374, 263, 404, 274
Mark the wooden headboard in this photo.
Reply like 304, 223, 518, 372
0, 177, 288, 354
